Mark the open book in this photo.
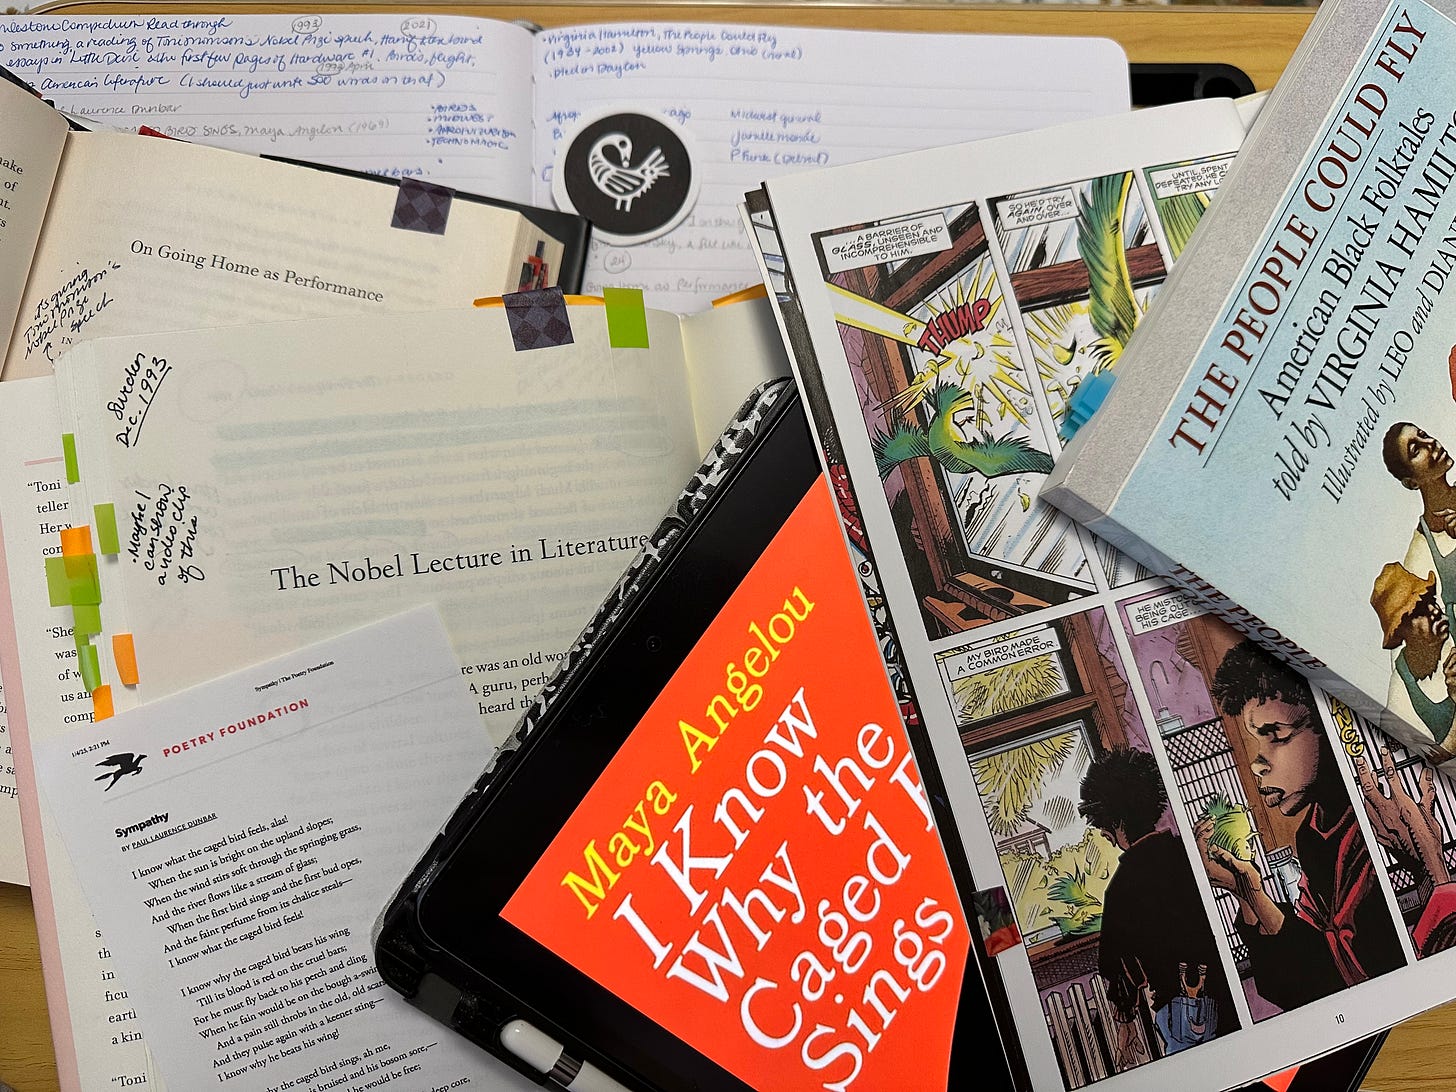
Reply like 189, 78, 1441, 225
0, 290, 789, 1091
0, 74, 587, 383
0, 12, 1131, 312
0, 72, 586, 886
748, 94, 1456, 1090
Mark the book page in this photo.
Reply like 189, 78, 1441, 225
0, 375, 151, 1088
0, 78, 66, 885
0, 13, 537, 199
530, 24, 1131, 313
56, 304, 700, 744
758, 99, 1392, 1091
4, 130, 562, 380
6, 302, 695, 1090
678, 295, 791, 456
31, 608, 539, 1092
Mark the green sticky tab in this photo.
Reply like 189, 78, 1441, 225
77, 640, 100, 692
62, 433, 78, 484
45, 555, 71, 606
94, 503, 120, 555
63, 553, 100, 605
72, 602, 102, 637
603, 287, 649, 349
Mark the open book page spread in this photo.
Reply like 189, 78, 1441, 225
2, 129, 565, 381
0, 14, 1130, 312
527, 25, 1130, 312
756, 97, 1456, 1088
0, 299, 703, 1089
31, 607, 539, 1091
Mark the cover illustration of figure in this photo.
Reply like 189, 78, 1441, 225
1374, 420, 1456, 757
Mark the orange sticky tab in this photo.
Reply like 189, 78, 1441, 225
473, 293, 605, 308
92, 685, 114, 722
712, 283, 768, 306
113, 633, 139, 686
60, 525, 94, 557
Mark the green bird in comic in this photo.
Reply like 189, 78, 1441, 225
872, 381, 1055, 481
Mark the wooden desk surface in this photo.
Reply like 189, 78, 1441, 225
1, 3, 1450, 1090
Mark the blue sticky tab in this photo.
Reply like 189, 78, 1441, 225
1060, 370, 1117, 442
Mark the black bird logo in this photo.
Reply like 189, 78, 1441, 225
95, 752, 146, 791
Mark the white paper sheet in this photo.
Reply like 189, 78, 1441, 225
31, 607, 537, 1092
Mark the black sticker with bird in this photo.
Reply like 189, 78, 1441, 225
552, 109, 698, 246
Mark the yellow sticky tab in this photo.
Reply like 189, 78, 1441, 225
92, 685, 114, 722
64, 553, 100, 605
713, 284, 768, 306
72, 602, 102, 637
60, 525, 93, 557
77, 641, 100, 692
113, 633, 139, 687
95, 504, 120, 555
62, 433, 78, 483
45, 556, 70, 606
603, 287, 649, 348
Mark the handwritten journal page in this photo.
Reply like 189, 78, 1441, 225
4, 130, 561, 380
529, 24, 1131, 311
0, 14, 538, 199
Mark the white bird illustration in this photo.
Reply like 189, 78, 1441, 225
588, 132, 670, 212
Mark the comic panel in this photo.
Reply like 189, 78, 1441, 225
1117, 588, 1407, 1022
1332, 699, 1456, 959
814, 204, 1096, 640
941, 606, 1241, 1087
1143, 154, 1235, 261
988, 172, 1167, 440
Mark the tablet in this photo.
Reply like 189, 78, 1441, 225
374, 380, 1019, 1090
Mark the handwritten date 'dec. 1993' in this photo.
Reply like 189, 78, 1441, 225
108, 352, 173, 449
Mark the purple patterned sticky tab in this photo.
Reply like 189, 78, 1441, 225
391, 179, 453, 235
504, 287, 574, 352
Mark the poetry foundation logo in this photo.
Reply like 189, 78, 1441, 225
95, 751, 146, 791
553, 110, 699, 246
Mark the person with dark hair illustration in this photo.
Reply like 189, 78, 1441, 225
1384, 421, 1456, 538
1384, 422, 1456, 625
1198, 641, 1404, 1011
1079, 747, 1237, 1069
1370, 561, 1456, 758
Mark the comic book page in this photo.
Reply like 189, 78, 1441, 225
760, 98, 1456, 1089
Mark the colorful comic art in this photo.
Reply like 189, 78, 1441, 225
1116, 588, 1407, 1021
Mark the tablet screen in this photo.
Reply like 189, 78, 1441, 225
501, 476, 974, 1091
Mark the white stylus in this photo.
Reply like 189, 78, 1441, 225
499, 1019, 634, 1092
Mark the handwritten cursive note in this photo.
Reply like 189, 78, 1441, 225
0, 14, 538, 198
107, 351, 170, 448
126, 480, 203, 588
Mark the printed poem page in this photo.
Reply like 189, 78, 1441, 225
32, 608, 539, 1091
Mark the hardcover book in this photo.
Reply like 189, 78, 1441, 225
1040, 0, 1456, 766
